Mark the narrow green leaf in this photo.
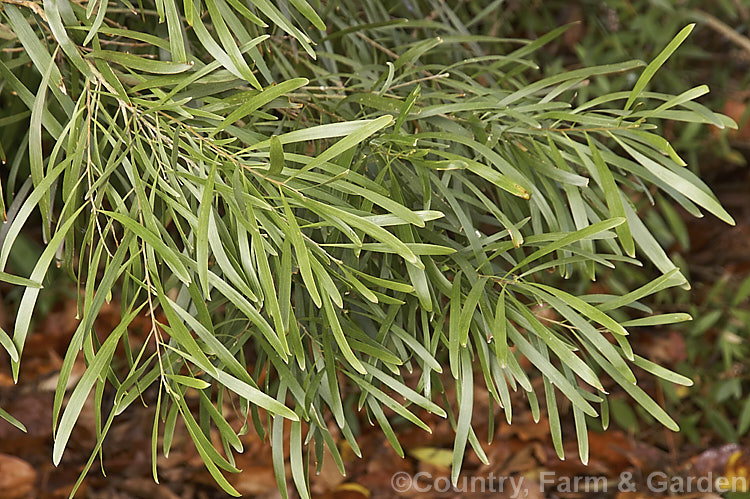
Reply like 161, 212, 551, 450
281, 194, 321, 307
271, 409, 289, 499
165, 374, 211, 390
0, 407, 26, 433
29, 53, 58, 242
54, 309, 136, 465
451, 348, 473, 486
0, 272, 42, 288
163, 0, 186, 61
290, 115, 393, 178
89, 50, 193, 74
290, 420, 310, 499
12, 206, 84, 379
492, 288, 508, 366
449, 271, 462, 379
214, 78, 308, 136
621, 313, 692, 327
103, 211, 191, 284
269, 135, 285, 175
0, 327, 19, 363
198, 163, 217, 297
177, 398, 241, 496
43, 0, 95, 78
630, 355, 693, 386
509, 218, 625, 275
624, 24, 694, 111
588, 348, 678, 431
532, 283, 628, 336
458, 278, 486, 346
289, 0, 325, 30
322, 291, 366, 375
587, 134, 634, 257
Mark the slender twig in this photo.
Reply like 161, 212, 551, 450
689, 9, 750, 57
355, 32, 399, 59
0, 0, 46, 20
390, 72, 451, 90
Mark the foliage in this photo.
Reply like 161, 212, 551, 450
0, 0, 736, 495
494, 0, 750, 165
640, 269, 750, 445
496, 0, 750, 446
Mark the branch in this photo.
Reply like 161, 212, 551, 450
689, 9, 750, 57
0, 0, 46, 21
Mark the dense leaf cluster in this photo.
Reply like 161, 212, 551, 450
0, 1, 734, 496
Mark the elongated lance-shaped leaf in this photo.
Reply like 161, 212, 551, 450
281, 192, 321, 307
586, 134, 634, 257
449, 271, 462, 379
54, 307, 142, 465
197, 162, 217, 297
288, 115, 394, 179
12, 205, 85, 380
451, 347, 473, 486
269, 135, 285, 175
213, 78, 308, 136
508, 218, 626, 275
29, 51, 58, 243
624, 24, 694, 111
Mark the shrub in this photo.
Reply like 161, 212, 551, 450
0, 1, 735, 496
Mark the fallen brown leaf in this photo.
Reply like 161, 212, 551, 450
0, 453, 37, 499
